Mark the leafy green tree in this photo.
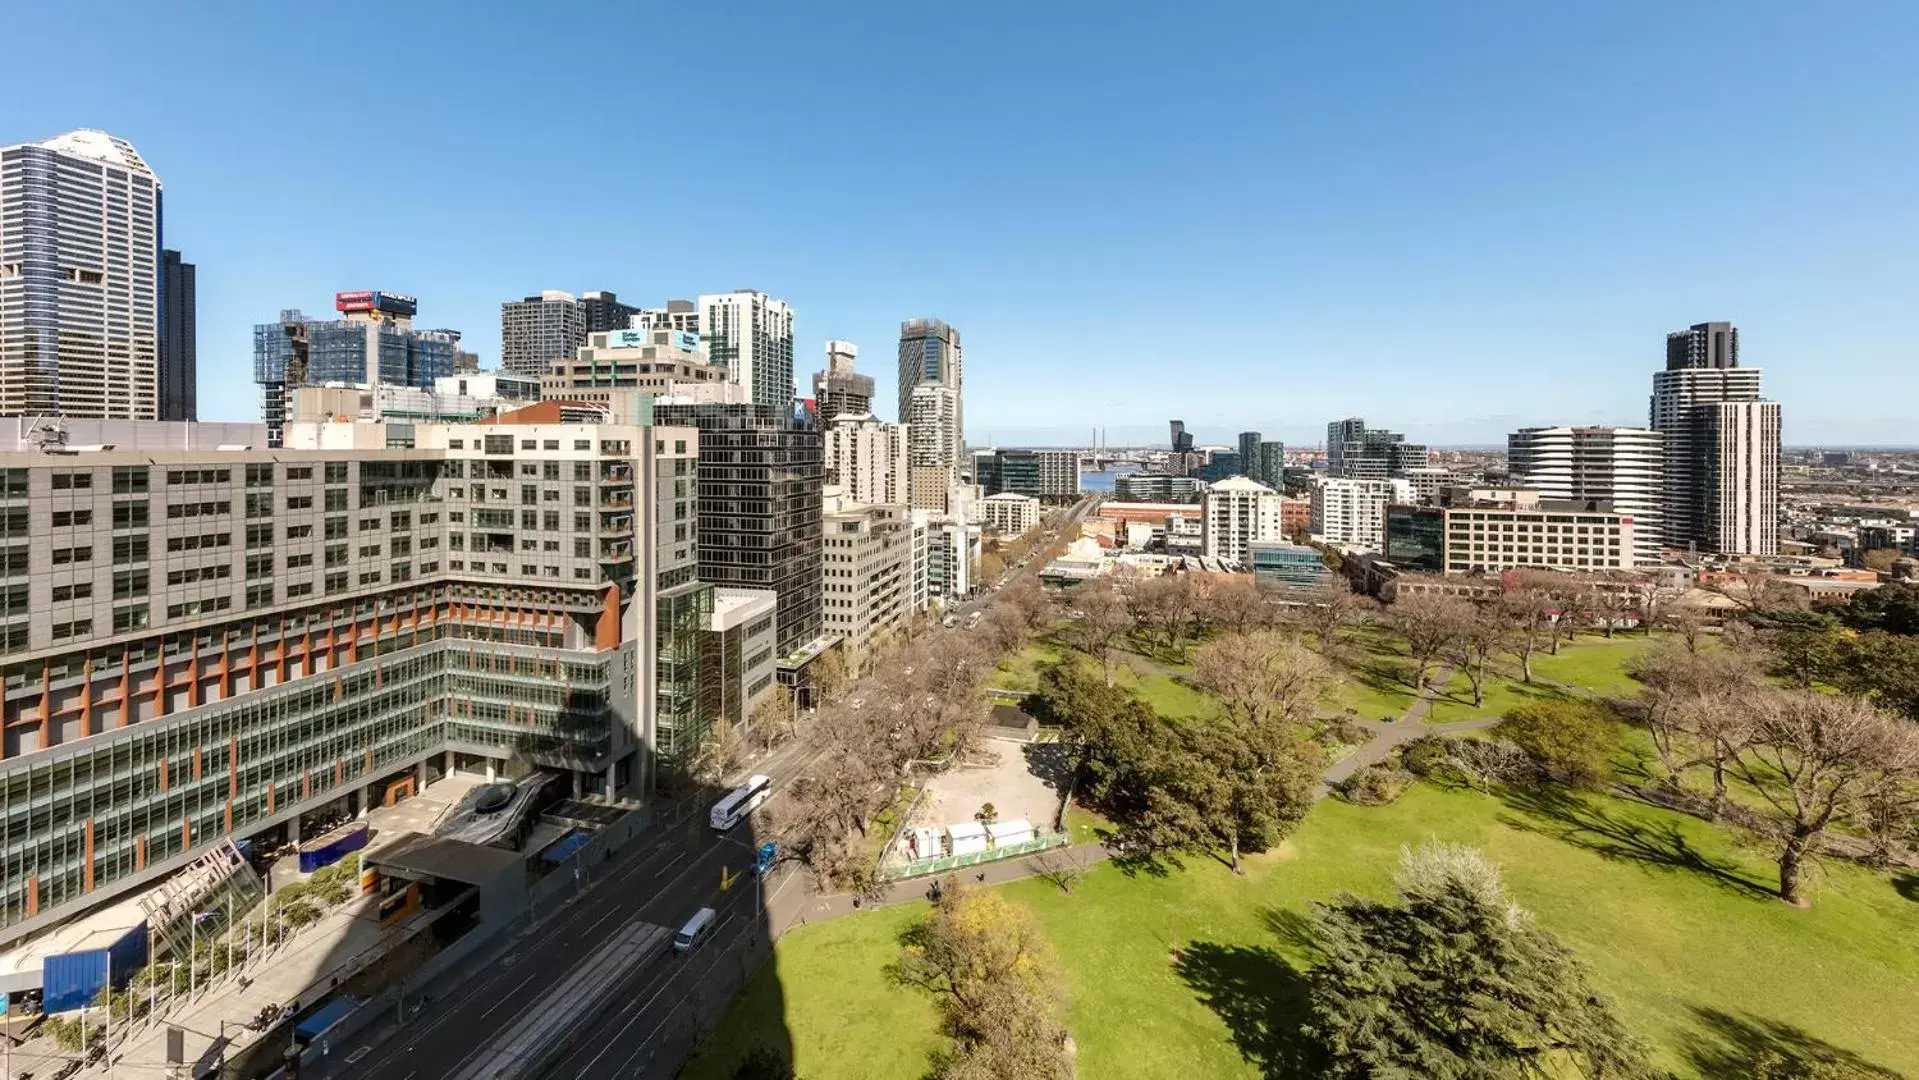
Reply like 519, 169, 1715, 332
1497, 700, 1622, 790
1303, 843, 1656, 1079
1842, 580, 1919, 636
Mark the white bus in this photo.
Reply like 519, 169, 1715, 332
710, 774, 772, 830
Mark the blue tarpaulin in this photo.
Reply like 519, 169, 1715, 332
293, 996, 363, 1043
539, 830, 592, 865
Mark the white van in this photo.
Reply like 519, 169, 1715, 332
673, 907, 717, 953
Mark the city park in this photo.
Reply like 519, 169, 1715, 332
688, 575, 1919, 1080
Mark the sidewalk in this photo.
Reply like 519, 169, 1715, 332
98, 896, 395, 1079
768, 840, 1109, 934
1319, 664, 1500, 792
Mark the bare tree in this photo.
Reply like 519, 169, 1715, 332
687, 716, 746, 786
1631, 641, 1765, 804
748, 685, 800, 748
1192, 630, 1335, 731
1287, 580, 1371, 657
1386, 593, 1468, 689
811, 646, 852, 707
999, 578, 1053, 636
1443, 602, 1507, 708
1497, 573, 1558, 682
1058, 577, 1132, 683
1208, 574, 1276, 636
1665, 606, 1711, 656
1129, 573, 1199, 659
1030, 845, 1092, 895
1731, 690, 1919, 905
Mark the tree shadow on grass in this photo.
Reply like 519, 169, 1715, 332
1680, 1006, 1905, 1078
1498, 784, 1777, 900
1894, 873, 1919, 903
1173, 940, 1323, 1079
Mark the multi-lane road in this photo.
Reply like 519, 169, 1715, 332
318, 735, 813, 1080
326, 494, 1095, 1080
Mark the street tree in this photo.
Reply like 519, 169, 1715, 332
687, 716, 746, 786
749, 684, 800, 748
1303, 843, 1656, 1079
1731, 690, 1919, 905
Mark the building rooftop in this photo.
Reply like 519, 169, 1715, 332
1206, 475, 1277, 493
31, 129, 155, 178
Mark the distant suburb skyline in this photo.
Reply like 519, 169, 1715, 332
5, 2, 1916, 446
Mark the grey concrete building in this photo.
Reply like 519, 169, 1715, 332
501, 290, 586, 377
814, 340, 875, 421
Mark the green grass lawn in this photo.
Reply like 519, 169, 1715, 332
1422, 636, 1668, 725
1528, 634, 1664, 697
686, 782, 1919, 1079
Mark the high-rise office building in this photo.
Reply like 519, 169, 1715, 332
897, 319, 963, 465
1507, 425, 1664, 565
1258, 441, 1285, 489
699, 291, 795, 409
1650, 321, 1779, 555
1201, 476, 1287, 563
1238, 432, 1264, 482
1325, 417, 1427, 479
253, 293, 460, 448
1169, 420, 1194, 454
0, 130, 162, 419
653, 401, 822, 657
159, 250, 197, 422
0, 410, 699, 947
813, 340, 875, 420
579, 290, 639, 334
501, 290, 586, 377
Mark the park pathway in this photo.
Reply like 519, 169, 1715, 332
1317, 664, 1498, 794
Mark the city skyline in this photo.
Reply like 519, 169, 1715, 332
4, 4, 1915, 444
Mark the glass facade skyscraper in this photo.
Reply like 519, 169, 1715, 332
253, 295, 461, 447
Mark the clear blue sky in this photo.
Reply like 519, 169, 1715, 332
9, 2, 1916, 446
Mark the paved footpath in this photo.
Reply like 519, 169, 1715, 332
1318, 665, 1499, 792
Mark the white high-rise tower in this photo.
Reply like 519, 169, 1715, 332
1507, 425, 1665, 565
0, 130, 162, 418
699, 290, 795, 408
1649, 322, 1779, 556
